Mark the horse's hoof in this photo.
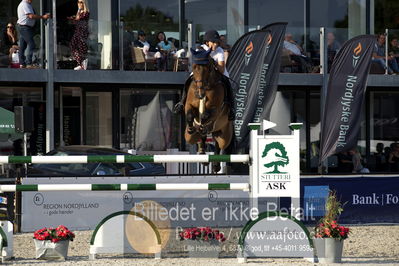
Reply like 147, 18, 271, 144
212, 163, 221, 173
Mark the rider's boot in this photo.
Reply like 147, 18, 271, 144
173, 90, 186, 114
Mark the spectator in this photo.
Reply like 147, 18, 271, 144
374, 142, 387, 171
388, 143, 399, 172
68, 0, 89, 70
155, 31, 175, 71
1, 22, 19, 68
372, 34, 399, 75
337, 151, 353, 173
133, 30, 161, 60
327, 32, 341, 70
348, 148, 369, 174
384, 146, 392, 165
17, 0, 51, 68
122, 23, 134, 70
283, 33, 313, 73
389, 37, 399, 64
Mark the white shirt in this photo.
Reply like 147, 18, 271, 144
17, 0, 35, 27
137, 40, 150, 48
201, 44, 229, 77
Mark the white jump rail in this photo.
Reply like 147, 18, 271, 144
0, 183, 250, 193
0, 154, 250, 164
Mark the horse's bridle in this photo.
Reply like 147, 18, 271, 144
193, 78, 209, 99
192, 59, 221, 99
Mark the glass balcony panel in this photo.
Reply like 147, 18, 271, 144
56, 0, 114, 70
121, 0, 180, 71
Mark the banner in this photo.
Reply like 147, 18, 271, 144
301, 177, 399, 224
227, 23, 287, 149
319, 35, 376, 163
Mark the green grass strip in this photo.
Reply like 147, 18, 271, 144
248, 124, 261, 130
87, 155, 117, 163
9, 156, 31, 164
209, 155, 230, 162
124, 155, 154, 163
92, 184, 121, 191
127, 184, 156, 190
208, 183, 230, 190
17, 185, 38, 191
289, 124, 303, 130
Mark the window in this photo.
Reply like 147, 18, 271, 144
369, 90, 399, 172
249, 0, 304, 34
186, 0, 245, 46
120, 88, 180, 151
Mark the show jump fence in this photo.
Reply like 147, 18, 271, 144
0, 122, 305, 263
0, 154, 250, 193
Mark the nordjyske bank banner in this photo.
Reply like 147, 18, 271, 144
302, 176, 399, 224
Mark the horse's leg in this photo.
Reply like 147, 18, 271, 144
213, 121, 233, 174
185, 108, 196, 135
198, 135, 207, 154
212, 140, 221, 174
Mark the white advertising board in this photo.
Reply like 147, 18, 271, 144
21, 176, 249, 232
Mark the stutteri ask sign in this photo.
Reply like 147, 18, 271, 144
251, 123, 301, 198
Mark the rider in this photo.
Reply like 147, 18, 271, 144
173, 29, 235, 120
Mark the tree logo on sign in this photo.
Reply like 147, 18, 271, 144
262, 142, 289, 173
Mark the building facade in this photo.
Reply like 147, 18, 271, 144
0, 0, 398, 174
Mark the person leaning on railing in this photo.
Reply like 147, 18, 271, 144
372, 33, 399, 75
17, 0, 51, 69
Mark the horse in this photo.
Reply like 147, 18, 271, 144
184, 49, 233, 173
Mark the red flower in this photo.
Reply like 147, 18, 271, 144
33, 225, 75, 242
178, 227, 226, 242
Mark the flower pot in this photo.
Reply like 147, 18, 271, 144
34, 239, 70, 260
314, 238, 344, 263
186, 240, 220, 258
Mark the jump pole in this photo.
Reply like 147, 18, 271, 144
0, 183, 249, 193
0, 154, 250, 164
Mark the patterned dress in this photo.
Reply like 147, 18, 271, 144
70, 11, 89, 67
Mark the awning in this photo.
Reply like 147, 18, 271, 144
0, 107, 16, 134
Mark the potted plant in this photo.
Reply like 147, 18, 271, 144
178, 227, 226, 258
313, 190, 350, 263
33, 225, 75, 260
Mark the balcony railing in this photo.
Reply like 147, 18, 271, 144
1, 19, 397, 76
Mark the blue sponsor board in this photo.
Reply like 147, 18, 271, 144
301, 177, 399, 224
303, 185, 329, 217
